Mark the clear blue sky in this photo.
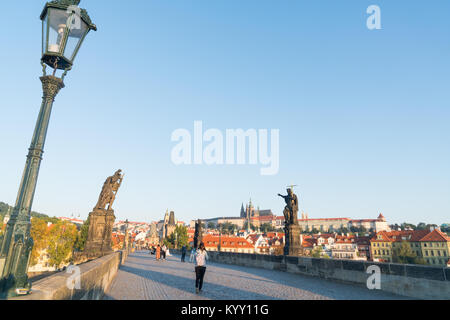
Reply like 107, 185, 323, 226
0, 0, 449, 225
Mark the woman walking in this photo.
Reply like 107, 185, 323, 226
193, 242, 208, 294
161, 244, 167, 260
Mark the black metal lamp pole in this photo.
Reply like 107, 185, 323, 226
0, 0, 96, 298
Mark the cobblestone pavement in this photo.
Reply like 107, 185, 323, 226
103, 251, 407, 300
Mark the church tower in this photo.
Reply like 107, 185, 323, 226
166, 211, 177, 239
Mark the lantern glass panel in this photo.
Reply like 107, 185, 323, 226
63, 15, 88, 62
47, 8, 70, 54
42, 14, 48, 56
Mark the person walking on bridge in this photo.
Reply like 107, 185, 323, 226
161, 244, 167, 260
193, 242, 208, 294
181, 245, 187, 262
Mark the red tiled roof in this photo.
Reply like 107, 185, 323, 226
409, 229, 430, 242
419, 229, 450, 242
298, 218, 350, 222
371, 229, 449, 243
371, 230, 413, 242
202, 234, 254, 249
302, 238, 316, 248
250, 215, 275, 222
350, 219, 378, 223
313, 233, 335, 239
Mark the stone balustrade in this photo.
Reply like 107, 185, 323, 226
173, 249, 450, 299
12, 250, 128, 300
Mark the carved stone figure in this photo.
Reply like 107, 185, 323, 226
83, 170, 124, 259
94, 169, 124, 210
278, 188, 299, 225
278, 188, 301, 256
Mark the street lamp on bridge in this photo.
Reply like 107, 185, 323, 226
123, 219, 129, 251
0, 0, 96, 298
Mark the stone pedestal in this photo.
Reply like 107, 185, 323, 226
84, 208, 115, 259
284, 224, 302, 256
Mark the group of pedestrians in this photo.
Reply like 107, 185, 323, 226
149, 244, 169, 261
153, 243, 208, 294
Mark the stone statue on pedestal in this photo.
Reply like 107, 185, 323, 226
94, 169, 124, 210
194, 219, 203, 249
278, 188, 302, 256
83, 170, 124, 259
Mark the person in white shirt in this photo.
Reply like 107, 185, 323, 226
193, 242, 208, 294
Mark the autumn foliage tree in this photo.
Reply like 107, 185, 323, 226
74, 217, 90, 251
30, 217, 50, 266
47, 221, 78, 269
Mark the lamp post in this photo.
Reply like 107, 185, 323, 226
123, 219, 129, 251
0, 0, 96, 298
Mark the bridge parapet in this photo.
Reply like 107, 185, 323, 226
172, 249, 449, 299
11, 250, 128, 300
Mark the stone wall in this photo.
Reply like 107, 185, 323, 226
176, 250, 450, 299
12, 250, 128, 300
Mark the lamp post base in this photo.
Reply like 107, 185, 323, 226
0, 274, 32, 299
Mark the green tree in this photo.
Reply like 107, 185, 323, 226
401, 222, 416, 230
416, 222, 427, 230
47, 221, 78, 269
260, 223, 275, 233
243, 221, 257, 232
218, 222, 237, 235
441, 224, 450, 236
74, 217, 90, 252
167, 225, 189, 248
311, 246, 324, 258
0, 202, 11, 215
207, 222, 215, 229
392, 241, 426, 265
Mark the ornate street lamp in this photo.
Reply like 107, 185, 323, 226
0, 0, 96, 298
